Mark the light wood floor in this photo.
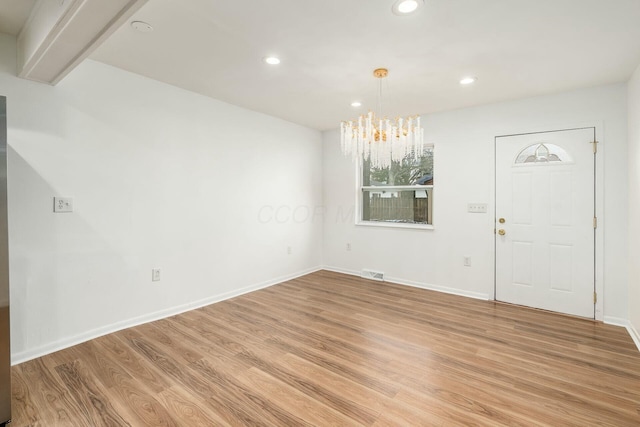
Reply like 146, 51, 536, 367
10, 270, 640, 426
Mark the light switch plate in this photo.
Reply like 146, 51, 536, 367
467, 203, 487, 213
54, 197, 73, 213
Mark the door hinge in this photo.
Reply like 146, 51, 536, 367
593, 292, 597, 304
593, 217, 597, 229
592, 140, 599, 154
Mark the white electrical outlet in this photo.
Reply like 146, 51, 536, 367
346, 243, 352, 251
54, 197, 74, 213
467, 203, 487, 213
287, 246, 292, 255
464, 256, 471, 267
152, 269, 161, 281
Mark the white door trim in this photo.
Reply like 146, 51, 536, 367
493, 124, 604, 321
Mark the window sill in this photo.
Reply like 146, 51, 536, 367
355, 221, 434, 230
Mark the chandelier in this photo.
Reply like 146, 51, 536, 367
340, 68, 424, 169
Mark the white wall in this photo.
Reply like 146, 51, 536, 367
1, 24, 635, 361
0, 33, 323, 363
628, 64, 640, 345
323, 84, 628, 321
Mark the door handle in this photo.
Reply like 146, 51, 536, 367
498, 229, 506, 236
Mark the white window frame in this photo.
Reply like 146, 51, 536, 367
355, 145, 434, 230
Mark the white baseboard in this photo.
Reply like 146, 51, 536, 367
18, 266, 633, 365
603, 316, 629, 327
322, 265, 360, 277
629, 324, 640, 352
604, 316, 640, 352
11, 266, 322, 365
385, 275, 491, 301
322, 265, 491, 301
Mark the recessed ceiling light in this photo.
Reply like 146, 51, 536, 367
131, 21, 153, 33
460, 76, 477, 85
263, 56, 281, 65
392, 0, 424, 15
351, 101, 362, 107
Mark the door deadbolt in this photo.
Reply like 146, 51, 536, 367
499, 218, 506, 223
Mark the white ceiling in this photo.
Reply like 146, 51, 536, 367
0, 0, 36, 36
3, 0, 640, 131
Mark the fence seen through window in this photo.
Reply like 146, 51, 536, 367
361, 146, 434, 226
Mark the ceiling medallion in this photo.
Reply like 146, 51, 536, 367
340, 68, 424, 169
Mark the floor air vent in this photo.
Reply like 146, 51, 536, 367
361, 269, 384, 281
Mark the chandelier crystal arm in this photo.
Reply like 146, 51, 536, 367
340, 68, 424, 169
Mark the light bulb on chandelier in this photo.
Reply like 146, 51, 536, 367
340, 68, 424, 169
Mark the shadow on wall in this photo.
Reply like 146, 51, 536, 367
7, 146, 134, 361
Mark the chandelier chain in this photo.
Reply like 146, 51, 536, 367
377, 77, 383, 119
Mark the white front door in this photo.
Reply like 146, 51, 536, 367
495, 128, 595, 318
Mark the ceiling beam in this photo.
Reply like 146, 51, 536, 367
17, 0, 148, 85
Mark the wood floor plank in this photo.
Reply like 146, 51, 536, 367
55, 359, 131, 426
76, 341, 179, 427
188, 357, 314, 426
156, 385, 229, 427
233, 348, 381, 424
277, 352, 388, 415
10, 270, 640, 426
14, 358, 90, 426
92, 333, 172, 394
349, 309, 640, 401
222, 299, 400, 398
11, 366, 41, 426
235, 366, 360, 426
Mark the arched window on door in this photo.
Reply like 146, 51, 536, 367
514, 143, 572, 164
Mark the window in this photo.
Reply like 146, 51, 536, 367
359, 146, 434, 227
515, 143, 571, 164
